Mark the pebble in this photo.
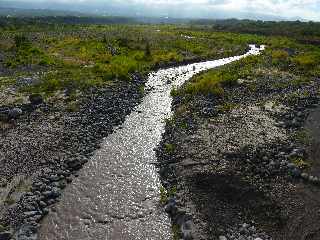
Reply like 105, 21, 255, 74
24, 211, 39, 218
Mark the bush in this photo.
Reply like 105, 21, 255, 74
292, 53, 319, 69
271, 50, 289, 64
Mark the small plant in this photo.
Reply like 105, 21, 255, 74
66, 101, 80, 112
217, 102, 238, 113
165, 117, 176, 127
164, 143, 175, 153
170, 88, 180, 97
271, 50, 289, 65
0, 224, 9, 232
179, 122, 188, 129
291, 157, 310, 169
160, 186, 168, 205
286, 92, 300, 105
4, 196, 15, 206
139, 85, 145, 95
172, 224, 182, 240
294, 129, 311, 145
159, 186, 177, 205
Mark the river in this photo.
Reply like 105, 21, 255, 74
38, 45, 264, 240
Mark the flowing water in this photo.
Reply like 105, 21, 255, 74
39, 45, 264, 240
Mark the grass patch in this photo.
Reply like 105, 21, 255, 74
180, 54, 261, 97
294, 129, 311, 145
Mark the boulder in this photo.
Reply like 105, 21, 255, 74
8, 108, 22, 120
219, 236, 227, 240
29, 94, 43, 105
0, 231, 12, 240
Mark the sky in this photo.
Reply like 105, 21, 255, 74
2, 0, 320, 21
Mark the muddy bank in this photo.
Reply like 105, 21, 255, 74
156, 63, 320, 239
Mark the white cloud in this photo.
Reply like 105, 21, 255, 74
7, 0, 320, 20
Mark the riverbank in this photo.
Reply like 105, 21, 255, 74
0, 73, 147, 239
156, 51, 320, 239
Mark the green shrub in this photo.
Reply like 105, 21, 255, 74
292, 52, 320, 70
271, 50, 289, 65
164, 143, 175, 153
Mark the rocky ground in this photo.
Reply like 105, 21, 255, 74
0, 73, 145, 239
156, 65, 320, 240
0, 56, 233, 240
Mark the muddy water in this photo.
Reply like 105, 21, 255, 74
38, 45, 264, 240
